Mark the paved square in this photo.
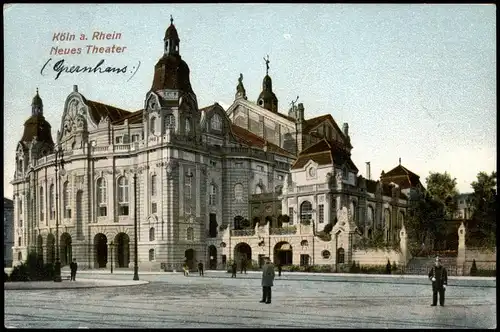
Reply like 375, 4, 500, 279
4, 273, 496, 329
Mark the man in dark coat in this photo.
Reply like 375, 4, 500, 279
260, 258, 275, 304
428, 257, 448, 306
278, 262, 283, 277
70, 259, 78, 281
231, 262, 237, 278
198, 262, 204, 277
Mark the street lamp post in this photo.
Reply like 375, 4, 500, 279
133, 172, 139, 281
54, 147, 65, 282
110, 241, 114, 274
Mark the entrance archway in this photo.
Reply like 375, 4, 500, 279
185, 249, 195, 269
274, 241, 293, 265
234, 242, 252, 263
46, 233, 55, 264
208, 245, 217, 269
37, 235, 43, 263
60, 233, 72, 266
115, 233, 130, 268
94, 233, 108, 268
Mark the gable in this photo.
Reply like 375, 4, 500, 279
303, 114, 351, 148
200, 103, 234, 139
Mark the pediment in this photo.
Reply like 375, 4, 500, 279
59, 93, 95, 143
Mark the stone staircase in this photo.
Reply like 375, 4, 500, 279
404, 257, 459, 276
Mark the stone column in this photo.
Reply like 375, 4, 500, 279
457, 222, 466, 276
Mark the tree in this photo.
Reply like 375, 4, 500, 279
405, 191, 446, 253
425, 172, 459, 218
469, 171, 497, 247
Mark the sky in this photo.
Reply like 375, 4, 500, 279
3, 4, 496, 198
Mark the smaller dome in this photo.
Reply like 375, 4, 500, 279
32, 88, 43, 108
165, 16, 179, 41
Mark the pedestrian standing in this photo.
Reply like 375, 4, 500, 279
198, 261, 204, 276
231, 262, 237, 278
278, 263, 282, 277
260, 258, 275, 304
428, 257, 448, 306
70, 259, 78, 281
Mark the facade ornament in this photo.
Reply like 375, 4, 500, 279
263, 55, 270, 75
335, 170, 343, 186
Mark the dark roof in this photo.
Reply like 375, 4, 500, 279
302, 114, 352, 148
4, 197, 13, 208
230, 125, 295, 158
151, 54, 193, 93
380, 164, 422, 190
21, 114, 54, 145
112, 109, 143, 125
165, 24, 179, 41
365, 179, 408, 199
291, 139, 357, 170
85, 99, 132, 124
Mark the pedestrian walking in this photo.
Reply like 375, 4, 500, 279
260, 257, 275, 304
198, 261, 204, 276
231, 262, 237, 278
183, 263, 189, 277
278, 263, 282, 277
70, 259, 78, 281
240, 258, 247, 274
428, 256, 448, 306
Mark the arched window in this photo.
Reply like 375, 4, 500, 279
49, 184, 55, 219
151, 174, 157, 197
149, 249, 155, 261
300, 201, 313, 223
149, 227, 155, 241
164, 114, 175, 131
211, 114, 222, 131
399, 210, 405, 229
234, 183, 243, 201
39, 186, 44, 221
337, 248, 345, 264
255, 185, 263, 195
367, 206, 374, 226
97, 178, 107, 217
187, 227, 194, 241
118, 176, 129, 216
150, 116, 156, 134
209, 184, 217, 206
63, 181, 71, 218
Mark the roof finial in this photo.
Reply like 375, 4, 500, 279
399, 157, 401, 165
36, 87, 39, 95
263, 54, 270, 75
170, 15, 174, 25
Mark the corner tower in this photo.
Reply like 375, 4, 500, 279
257, 55, 278, 113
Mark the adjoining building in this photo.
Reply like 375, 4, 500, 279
4, 198, 14, 267
11, 19, 421, 270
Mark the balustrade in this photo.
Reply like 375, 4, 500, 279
230, 229, 256, 237
269, 226, 297, 235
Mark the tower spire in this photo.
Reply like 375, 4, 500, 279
170, 15, 174, 25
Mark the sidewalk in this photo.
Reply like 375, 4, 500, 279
4, 278, 149, 290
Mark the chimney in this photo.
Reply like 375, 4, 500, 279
297, 103, 305, 122
366, 162, 371, 180
73, 85, 78, 92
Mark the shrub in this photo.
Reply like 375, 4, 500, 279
9, 263, 30, 281
476, 269, 496, 277
4, 271, 9, 282
470, 259, 478, 276
350, 260, 358, 273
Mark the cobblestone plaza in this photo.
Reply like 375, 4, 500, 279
4, 273, 496, 329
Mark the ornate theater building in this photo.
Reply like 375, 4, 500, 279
11, 19, 423, 270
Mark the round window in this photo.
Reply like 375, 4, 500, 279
322, 250, 331, 259
308, 167, 316, 177
220, 242, 226, 248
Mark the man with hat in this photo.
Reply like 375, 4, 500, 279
428, 256, 448, 306
260, 257, 275, 304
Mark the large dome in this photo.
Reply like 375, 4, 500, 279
151, 54, 193, 93
21, 114, 54, 145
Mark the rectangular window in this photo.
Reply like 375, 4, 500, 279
277, 175, 284, 180
288, 207, 294, 225
123, 135, 130, 144
132, 134, 140, 142
319, 204, 324, 223
151, 175, 157, 197
152, 202, 157, 214
210, 160, 217, 167
115, 136, 123, 144
257, 165, 264, 172
98, 206, 107, 217
119, 205, 129, 216
235, 162, 243, 168
65, 208, 72, 219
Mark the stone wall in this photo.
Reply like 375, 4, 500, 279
352, 249, 404, 266
463, 248, 496, 272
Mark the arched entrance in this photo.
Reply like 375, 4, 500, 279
234, 242, 252, 263
208, 245, 217, 269
185, 249, 195, 269
46, 233, 55, 264
274, 241, 292, 265
37, 235, 43, 263
115, 233, 130, 268
94, 233, 108, 268
60, 233, 72, 266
